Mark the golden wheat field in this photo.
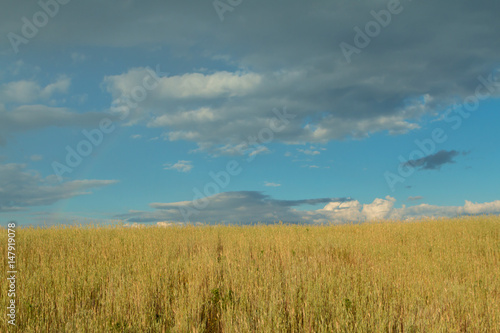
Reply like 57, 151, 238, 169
1, 216, 499, 332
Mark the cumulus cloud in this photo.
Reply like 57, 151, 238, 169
311, 197, 500, 224
362, 196, 396, 220
164, 160, 193, 173
115, 192, 500, 225
462, 200, 500, 215
308, 196, 396, 223
0, 163, 117, 212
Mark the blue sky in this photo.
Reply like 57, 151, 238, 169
1, 0, 499, 226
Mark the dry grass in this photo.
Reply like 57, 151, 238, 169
1, 216, 499, 332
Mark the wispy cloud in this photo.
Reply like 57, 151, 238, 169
264, 182, 281, 187
0, 163, 117, 212
248, 146, 270, 157
164, 160, 193, 173
297, 148, 320, 156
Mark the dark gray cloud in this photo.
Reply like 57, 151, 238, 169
403, 150, 466, 170
2, 0, 500, 151
116, 191, 352, 224
0, 163, 117, 212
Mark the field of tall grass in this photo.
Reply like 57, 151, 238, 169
1, 216, 499, 332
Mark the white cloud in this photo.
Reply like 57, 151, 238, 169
0, 80, 39, 103
149, 107, 218, 127
264, 182, 281, 187
130, 134, 142, 139
317, 200, 363, 222
104, 68, 261, 100
0, 76, 71, 104
157, 71, 261, 99
463, 200, 500, 215
164, 160, 193, 173
40, 76, 71, 99
311, 197, 500, 224
361, 196, 396, 220
297, 148, 320, 156
248, 146, 270, 157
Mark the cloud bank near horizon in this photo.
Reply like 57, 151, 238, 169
116, 191, 500, 225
